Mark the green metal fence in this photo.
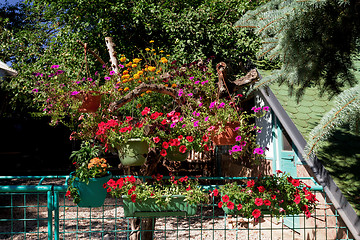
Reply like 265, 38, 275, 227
0, 176, 354, 240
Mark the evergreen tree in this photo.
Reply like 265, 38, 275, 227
236, 0, 360, 155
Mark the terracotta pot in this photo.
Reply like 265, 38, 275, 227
78, 91, 101, 113
211, 122, 239, 146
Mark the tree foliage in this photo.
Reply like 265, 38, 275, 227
236, 0, 360, 155
0, 0, 269, 115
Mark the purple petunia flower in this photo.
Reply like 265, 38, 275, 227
71, 91, 80, 95
235, 136, 241, 141
56, 70, 64, 75
232, 145, 242, 152
178, 89, 184, 97
110, 71, 115, 75
51, 65, 59, 69
104, 76, 111, 80
253, 148, 264, 155
217, 102, 225, 108
189, 76, 194, 80
193, 121, 199, 127
209, 101, 216, 109
170, 122, 176, 128
204, 116, 209, 122
263, 106, 270, 111
119, 64, 124, 68
32, 88, 39, 93
194, 81, 200, 84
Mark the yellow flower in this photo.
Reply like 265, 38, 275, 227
159, 50, 164, 53
140, 93, 145, 97
131, 64, 137, 68
133, 74, 140, 79
136, 103, 142, 109
120, 56, 126, 62
125, 62, 132, 67
160, 57, 168, 64
172, 83, 177, 88
118, 88, 123, 91
138, 80, 142, 83
122, 70, 129, 75
148, 66, 156, 72
146, 90, 152, 94
124, 87, 130, 92
122, 79, 127, 83
121, 74, 130, 79
151, 49, 155, 52
164, 84, 168, 87
145, 48, 150, 51
150, 40, 154, 43
153, 53, 156, 56
133, 58, 142, 64
137, 70, 144, 75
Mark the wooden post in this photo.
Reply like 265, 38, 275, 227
105, 37, 120, 74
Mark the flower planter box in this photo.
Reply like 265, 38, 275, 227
122, 195, 197, 217
70, 171, 112, 208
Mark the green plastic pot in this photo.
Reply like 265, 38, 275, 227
118, 139, 149, 166
71, 171, 112, 208
166, 149, 190, 161
122, 195, 197, 217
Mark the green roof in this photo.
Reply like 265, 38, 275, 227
260, 61, 360, 216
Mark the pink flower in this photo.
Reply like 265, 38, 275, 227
51, 65, 59, 69
104, 76, 111, 80
194, 81, 200, 84
189, 76, 194, 80
209, 101, 216, 109
193, 121, 199, 127
217, 102, 225, 108
235, 136, 241, 141
109, 70, 115, 75
170, 122, 176, 128
178, 89, 183, 97
231, 145, 242, 152
263, 106, 270, 111
207, 126, 215, 131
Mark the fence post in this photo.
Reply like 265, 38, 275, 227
53, 190, 60, 240
47, 191, 53, 240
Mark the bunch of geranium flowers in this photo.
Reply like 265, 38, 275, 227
95, 111, 150, 152
104, 174, 209, 206
211, 171, 318, 219
144, 107, 212, 157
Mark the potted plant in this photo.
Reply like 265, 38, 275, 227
145, 108, 211, 161
104, 174, 209, 217
210, 171, 318, 219
95, 114, 151, 166
66, 141, 112, 207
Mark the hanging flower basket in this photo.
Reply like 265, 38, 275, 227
70, 171, 112, 208
78, 91, 101, 113
122, 195, 197, 217
211, 122, 239, 146
118, 138, 149, 166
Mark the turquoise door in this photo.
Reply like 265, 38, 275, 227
275, 120, 300, 232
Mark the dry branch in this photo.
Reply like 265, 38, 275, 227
105, 37, 120, 74
109, 83, 183, 111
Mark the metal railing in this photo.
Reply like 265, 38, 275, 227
0, 176, 354, 240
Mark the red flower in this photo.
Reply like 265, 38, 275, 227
276, 170, 283, 174
135, 122, 143, 128
126, 116, 133, 122
264, 199, 271, 206
218, 201, 223, 208
213, 189, 219, 197
102, 183, 107, 189
271, 195, 276, 200
162, 142, 169, 149
287, 176, 293, 183
141, 107, 150, 116
222, 195, 230, 203
257, 186, 265, 193
119, 127, 127, 133
237, 203, 243, 210
150, 112, 161, 120
254, 198, 263, 206
131, 194, 137, 203
161, 119, 167, 125
65, 190, 71, 198
186, 136, 194, 142
202, 135, 209, 142
301, 205, 309, 212
247, 180, 255, 188
160, 149, 167, 156
128, 189, 133, 195
156, 173, 163, 181
179, 145, 187, 153
186, 185, 191, 191
252, 209, 261, 218
169, 138, 180, 146
203, 144, 209, 151
153, 137, 160, 143
305, 210, 311, 218
227, 201, 234, 210
128, 176, 136, 183
294, 195, 301, 204
178, 135, 183, 140
292, 179, 300, 187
